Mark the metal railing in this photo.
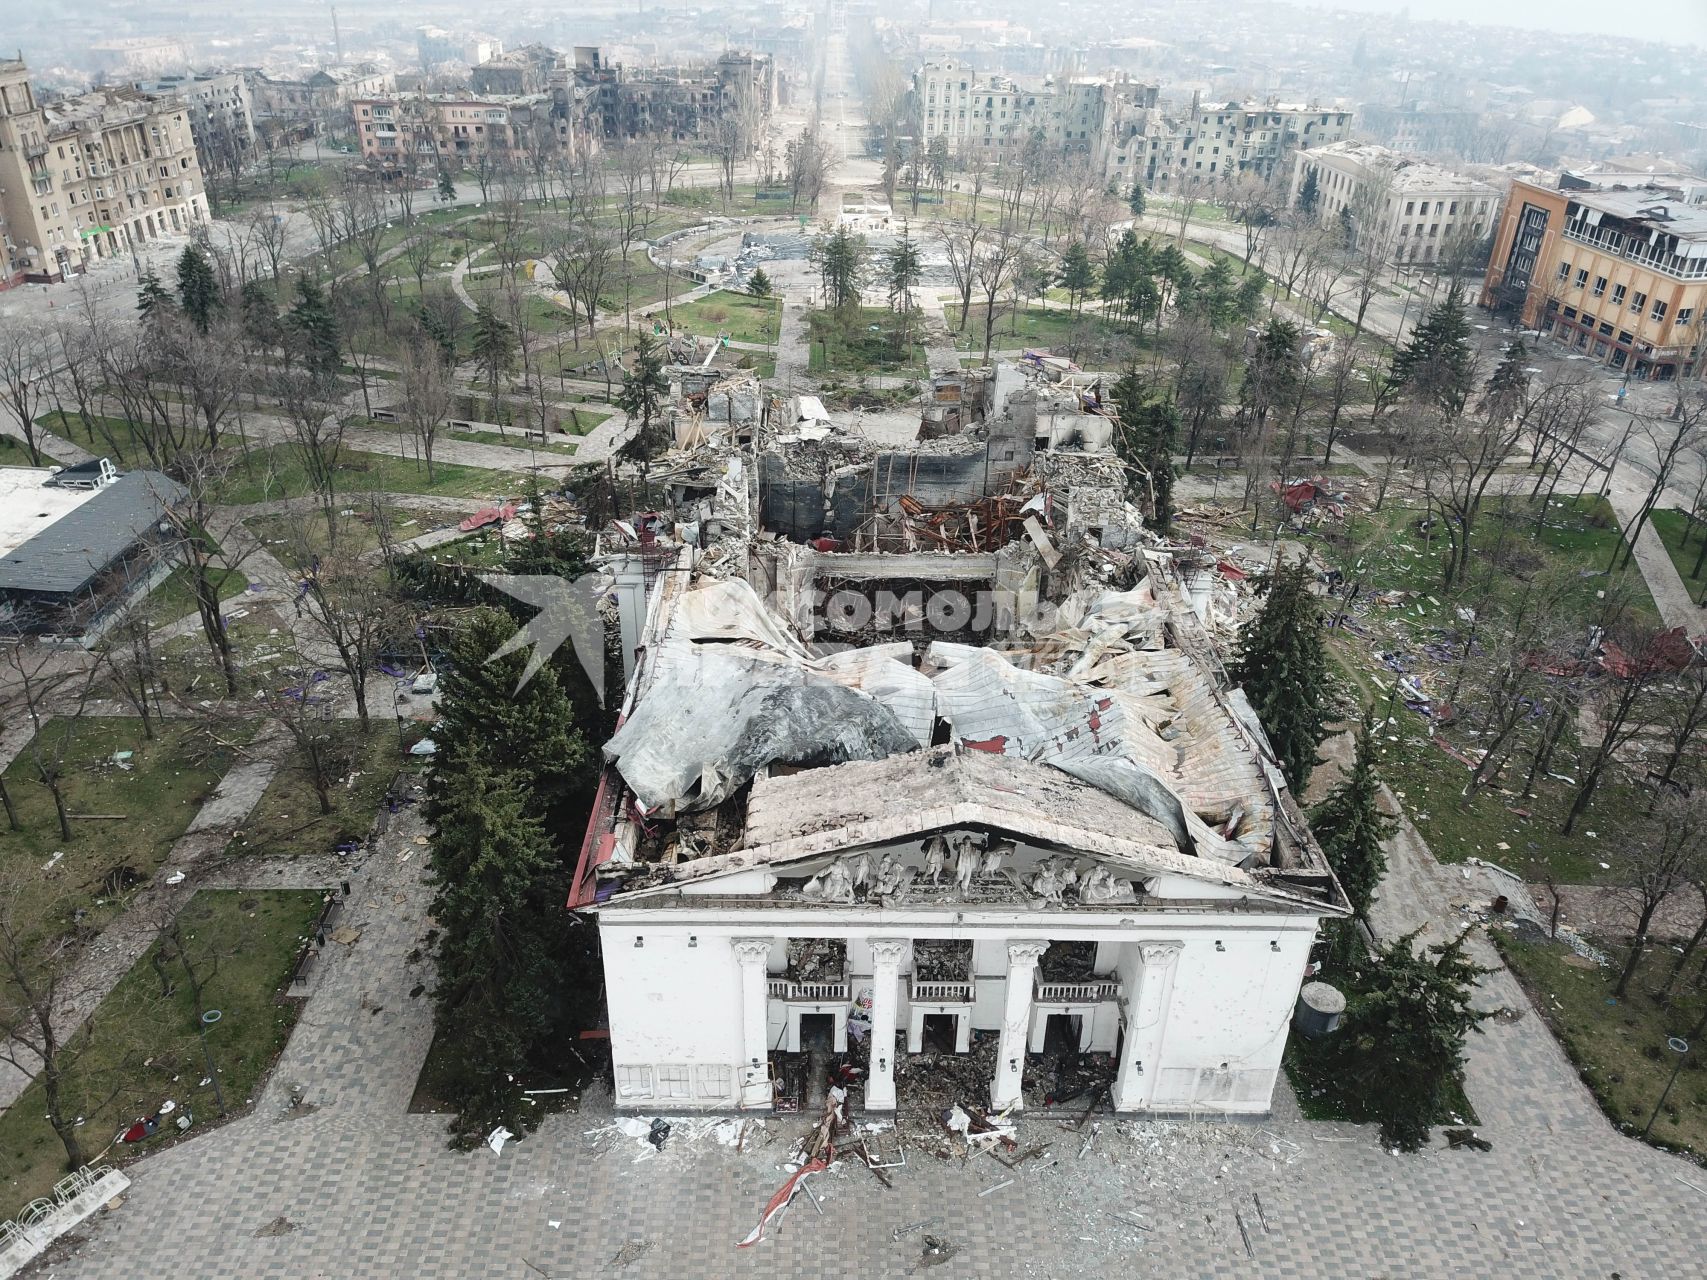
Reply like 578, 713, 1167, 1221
1035, 977, 1122, 1004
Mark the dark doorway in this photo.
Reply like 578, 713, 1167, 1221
1042, 1013, 1082, 1056
799, 1013, 835, 1053
921, 1013, 958, 1054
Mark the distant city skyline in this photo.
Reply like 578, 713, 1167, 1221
1307, 0, 1707, 46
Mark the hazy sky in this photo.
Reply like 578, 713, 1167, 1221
1312, 0, 1707, 46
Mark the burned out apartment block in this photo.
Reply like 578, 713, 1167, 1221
574, 358, 1350, 1118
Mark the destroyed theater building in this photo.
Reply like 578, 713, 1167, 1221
573, 366, 1349, 1118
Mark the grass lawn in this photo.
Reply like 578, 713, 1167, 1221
213, 444, 518, 506
0, 434, 56, 466
667, 290, 781, 345
807, 306, 927, 375
0, 719, 242, 960
0, 889, 325, 1216
227, 724, 424, 861
1649, 508, 1707, 598
1498, 932, 1707, 1158
143, 565, 249, 627
1318, 495, 1661, 883
946, 304, 1104, 353
247, 504, 472, 562
36, 412, 153, 466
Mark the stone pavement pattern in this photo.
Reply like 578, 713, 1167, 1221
28, 805, 1707, 1280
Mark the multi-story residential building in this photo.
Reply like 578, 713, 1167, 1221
132, 71, 257, 184
1481, 175, 1707, 381
352, 93, 572, 174
249, 63, 395, 136
1138, 96, 1354, 191
0, 58, 208, 287
913, 59, 1139, 167
472, 45, 561, 97
572, 47, 775, 147
1291, 141, 1500, 265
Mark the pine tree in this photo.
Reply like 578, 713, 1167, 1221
616, 330, 671, 461
1191, 257, 1239, 329
1311, 713, 1396, 928
1057, 240, 1096, 315
1112, 370, 1179, 532
1240, 316, 1302, 429
1479, 337, 1529, 424
469, 303, 515, 420
1234, 268, 1269, 321
137, 268, 173, 322
1393, 281, 1475, 416
176, 244, 220, 334
437, 167, 455, 202
1127, 182, 1146, 219
1331, 930, 1491, 1151
809, 226, 868, 310
1230, 555, 1331, 792
285, 275, 340, 377
1298, 167, 1321, 215
240, 279, 281, 349
885, 226, 922, 312
746, 267, 773, 298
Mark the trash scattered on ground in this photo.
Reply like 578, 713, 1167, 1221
254, 1215, 298, 1238
608, 1239, 653, 1267
486, 1125, 514, 1155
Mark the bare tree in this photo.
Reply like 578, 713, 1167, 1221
936, 220, 987, 331
270, 368, 349, 531
975, 220, 1027, 362
1, 640, 97, 842
153, 453, 260, 697
399, 343, 455, 480
290, 546, 408, 731
1565, 624, 1682, 834
1612, 795, 1706, 998
0, 322, 56, 465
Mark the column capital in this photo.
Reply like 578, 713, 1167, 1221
731, 937, 772, 965
869, 938, 911, 968
1007, 939, 1049, 969
1138, 940, 1185, 967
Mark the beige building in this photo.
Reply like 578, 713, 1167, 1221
352, 93, 573, 173
1139, 97, 1353, 191
1, 58, 209, 286
914, 58, 1148, 168
1290, 141, 1500, 265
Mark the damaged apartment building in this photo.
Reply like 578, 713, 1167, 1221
573, 363, 1348, 1118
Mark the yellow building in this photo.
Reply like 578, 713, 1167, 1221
1482, 177, 1707, 381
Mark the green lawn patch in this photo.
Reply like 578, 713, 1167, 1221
667, 290, 781, 345
0, 719, 242, 961
227, 724, 424, 861
807, 306, 927, 374
946, 304, 1105, 354
0, 889, 325, 1216
36, 412, 151, 466
213, 444, 518, 506
144, 565, 248, 627
1649, 508, 1707, 598
0, 434, 56, 466
1497, 932, 1707, 1160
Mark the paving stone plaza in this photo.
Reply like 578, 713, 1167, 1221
23, 811, 1705, 1280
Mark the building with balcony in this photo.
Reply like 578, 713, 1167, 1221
913, 58, 1149, 170
132, 71, 257, 184
1290, 141, 1500, 266
1135, 95, 1354, 192
577, 440, 1349, 1117
1481, 174, 1707, 381
351, 93, 573, 174
0, 58, 208, 286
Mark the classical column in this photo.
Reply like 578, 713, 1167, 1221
990, 940, 1048, 1113
732, 937, 774, 1108
865, 938, 910, 1111
1111, 940, 1184, 1114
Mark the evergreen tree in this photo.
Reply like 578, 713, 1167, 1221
1331, 931, 1490, 1151
1190, 257, 1239, 329
1057, 240, 1096, 314
1393, 281, 1475, 416
1230, 555, 1331, 792
137, 268, 173, 322
1479, 337, 1529, 424
285, 275, 340, 378
616, 330, 671, 460
176, 244, 220, 334
1311, 712, 1396, 930
808, 226, 868, 310
1240, 316, 1302, 429
885, 226, 922, 312
470, 303, 516, 419
414, 302, 457, 368
437, 167, 455, 201
1234, 268, 1269, 321
239, 279, 281, 349
1298, 166, 1321, 215
1127, 182, 1146, 219
1112, 370, 1179, 532
746, 267, 773, 299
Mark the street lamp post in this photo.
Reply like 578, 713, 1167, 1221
1641, 1037, 1690, 1140
197, 1009, 228, 1118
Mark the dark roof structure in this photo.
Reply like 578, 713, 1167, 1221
0, 471, 186, 595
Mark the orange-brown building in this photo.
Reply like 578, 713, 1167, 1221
1482, 176, 1707, 381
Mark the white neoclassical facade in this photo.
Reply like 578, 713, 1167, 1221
578, 544, 1349, 1117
